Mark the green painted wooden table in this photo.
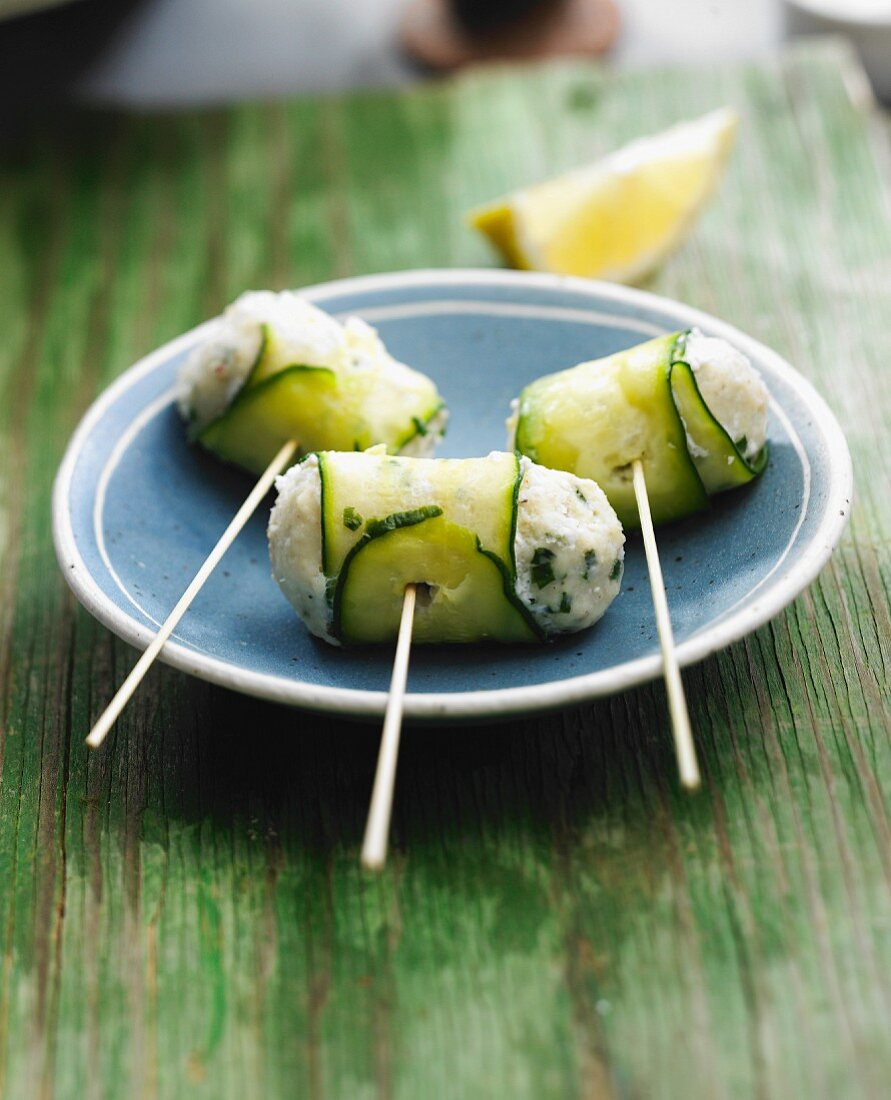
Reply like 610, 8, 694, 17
1, 38, 889, 1100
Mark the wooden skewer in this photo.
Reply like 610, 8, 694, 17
361, 583, 417, 870
631, 458, 701, 790
86, 438, 300, 749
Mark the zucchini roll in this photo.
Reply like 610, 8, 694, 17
510, 329, 769, 528
176, 291, 447, 473
268, 450, 624, 645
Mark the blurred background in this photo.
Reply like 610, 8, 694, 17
2, 0, 888, 123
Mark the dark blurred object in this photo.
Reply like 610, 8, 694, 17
401, 0, 620, 70
0, 0, 142, 141
452, 0, 551, 32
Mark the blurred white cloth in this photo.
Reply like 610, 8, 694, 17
78, 0, 411, 105
76, 0, 782, 107
619, 0, 780, 63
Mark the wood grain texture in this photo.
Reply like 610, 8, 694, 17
0, 39, 889, 1099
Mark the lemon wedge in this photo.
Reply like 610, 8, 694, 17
469, 107, 738, 284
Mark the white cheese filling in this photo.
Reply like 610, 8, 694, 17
682, 330, 768, 462
268, 455, 334, 644
513, 457, 624, 636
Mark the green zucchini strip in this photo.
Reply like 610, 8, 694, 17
329, 507, 444, 639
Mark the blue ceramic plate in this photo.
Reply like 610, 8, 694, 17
53, 271, 852, 721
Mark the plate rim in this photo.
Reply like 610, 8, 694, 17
53, 268, 854, 721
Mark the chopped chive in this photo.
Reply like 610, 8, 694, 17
411, 416, 428, 437
558, 592, 572, 614
366, 505, 443, 538
342, 507, 363, 531
582, 548, 597, 579
530, 547, 556, 589
609, 558, 622, 582
575, 487, 587, 504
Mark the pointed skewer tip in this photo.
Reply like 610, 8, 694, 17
360, 584, 417, 870
631, 459, 702, 793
